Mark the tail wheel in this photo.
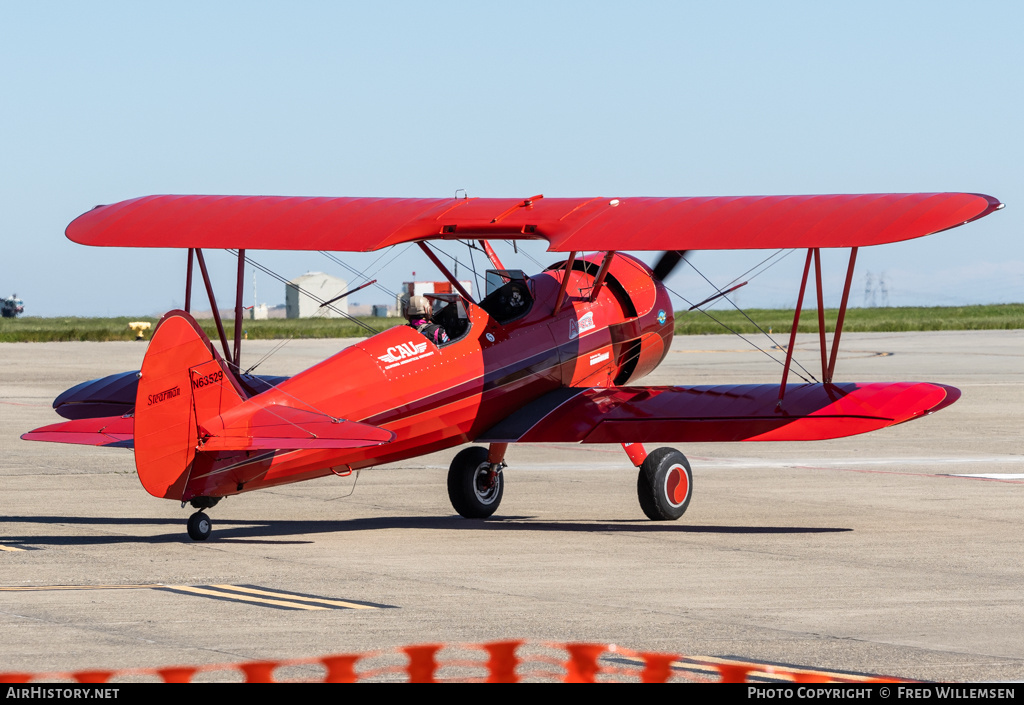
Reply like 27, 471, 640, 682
187, 511, 212, 541
447, 446, 504, 519
637, 447, 692, 521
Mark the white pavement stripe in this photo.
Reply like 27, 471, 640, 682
949, 474, 1024, 480
501, 456, 1024, 471
703, 457, 1024, 469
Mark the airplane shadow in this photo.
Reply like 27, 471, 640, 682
1, 514, 851, 546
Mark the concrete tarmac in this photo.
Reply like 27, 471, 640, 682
1, 330, 1022, 682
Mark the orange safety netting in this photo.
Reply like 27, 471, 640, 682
0, 641, 906, 683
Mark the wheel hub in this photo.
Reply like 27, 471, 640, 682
473, 463, 501, 504
665, 464, 689, 507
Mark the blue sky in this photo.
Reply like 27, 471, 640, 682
2, 1, 1020, 316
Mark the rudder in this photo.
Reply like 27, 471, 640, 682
134, 310, 245, 499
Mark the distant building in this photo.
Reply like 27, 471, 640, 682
286, 272, 349, 319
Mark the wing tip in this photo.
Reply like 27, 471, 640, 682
923, 383, 962, 416
965, 193, 1004, 222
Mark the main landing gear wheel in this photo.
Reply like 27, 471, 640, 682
187, 511, 212, 541
447, 446, 504, 519
637, 447, 692, 521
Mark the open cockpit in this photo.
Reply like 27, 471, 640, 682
422, 293, 472, 346
478, 269, 533, 324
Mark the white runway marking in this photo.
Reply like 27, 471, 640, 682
949, 473, 1024, 480
495, 455, 1024, 483
692, 456, 1024, 470
405, 454, 1024, 475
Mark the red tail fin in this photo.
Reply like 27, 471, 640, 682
134, 311, 245, 499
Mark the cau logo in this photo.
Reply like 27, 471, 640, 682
378, 341, 432, 369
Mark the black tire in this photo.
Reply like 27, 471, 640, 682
447, 446, 503, 519
187, 511, 212, 541
637, 448, 692, 521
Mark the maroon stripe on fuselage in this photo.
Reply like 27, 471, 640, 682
182, 259, 668, 498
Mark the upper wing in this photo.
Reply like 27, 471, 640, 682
66, 193, 1001, 252
476, 382, 961, 444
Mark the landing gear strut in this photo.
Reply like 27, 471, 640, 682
185, 496, 219, 541
447, 445, 505, 518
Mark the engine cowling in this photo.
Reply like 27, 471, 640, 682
546, 253, 674, 386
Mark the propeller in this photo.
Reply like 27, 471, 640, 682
653, 249, 748, 310
652, 250, 689, 282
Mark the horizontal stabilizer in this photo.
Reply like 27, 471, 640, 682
199, 403, 395, 451
21, 405, 394, 452
22, 416, 134, 448
52, 370, 289, 420
52, 371, 138, 420
478, 382, 960, 444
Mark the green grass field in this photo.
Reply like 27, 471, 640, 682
673, 303, 1024, 336
1, 304, 1021, 342
0, 316, 395, 343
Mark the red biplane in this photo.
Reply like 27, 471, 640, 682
23, 192, 1002, 540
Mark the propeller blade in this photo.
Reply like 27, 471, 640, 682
653, 250, 688, 281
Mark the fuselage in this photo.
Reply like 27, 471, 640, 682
181, 254, 674, 501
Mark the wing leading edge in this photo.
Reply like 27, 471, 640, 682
66, 193, 1001, 253
476, 382, 960, 444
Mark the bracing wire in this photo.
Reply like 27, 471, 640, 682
319, 243, 415, 300
243, 338, 293, 376
226, 249, 384, 398
717, 249, 797, 292
504, 240, 546, 270
232, 296, 355, 425
677, 254, 819, 383
241, 287, 338, 380
228, 250, 377, 335
663, 280, 816, 384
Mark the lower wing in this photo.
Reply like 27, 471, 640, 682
477, 382, 959, 443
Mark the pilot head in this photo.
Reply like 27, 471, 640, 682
404, 295, 430, 321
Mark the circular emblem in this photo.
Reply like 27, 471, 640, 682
657, 309, 667, 325
486, 333, 495, 342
